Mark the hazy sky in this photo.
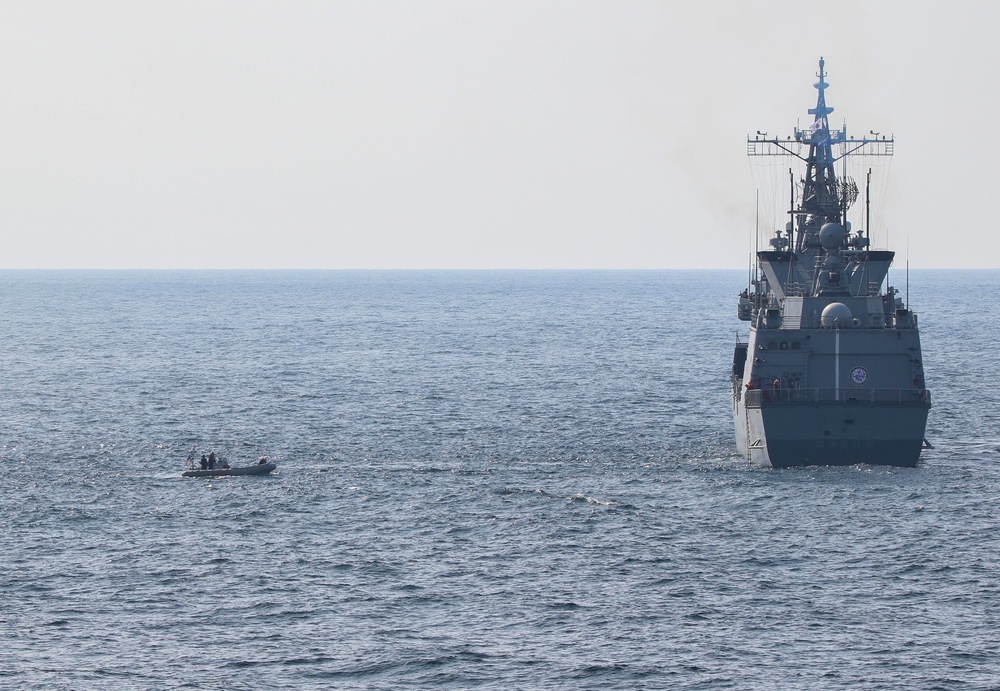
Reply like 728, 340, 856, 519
0, 1, 993, 269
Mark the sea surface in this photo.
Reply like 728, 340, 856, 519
2, 269, 998, 690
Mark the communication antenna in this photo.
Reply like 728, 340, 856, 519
863, 168, 871, 294
754, 190, 760, 299
751, 190, 759, 295
906, 236, 910, 309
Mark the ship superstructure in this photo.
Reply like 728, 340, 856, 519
732, 58, 930, 467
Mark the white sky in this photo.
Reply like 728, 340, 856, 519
0, 0, 993, 269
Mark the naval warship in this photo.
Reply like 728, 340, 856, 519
732, 58, 931, 467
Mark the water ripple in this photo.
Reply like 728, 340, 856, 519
1, 270, 998, 689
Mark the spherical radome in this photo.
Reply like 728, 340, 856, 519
821, 302, 852, 327
819, 222, 846, 250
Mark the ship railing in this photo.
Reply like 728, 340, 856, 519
745, 387, 931, 408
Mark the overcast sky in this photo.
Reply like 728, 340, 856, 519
0, 1, 993, 269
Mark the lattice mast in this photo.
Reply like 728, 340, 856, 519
747, 57, 893, 257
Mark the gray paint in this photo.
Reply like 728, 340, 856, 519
732, 59, 930, 467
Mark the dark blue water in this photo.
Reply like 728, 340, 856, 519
2, 270, 998, 689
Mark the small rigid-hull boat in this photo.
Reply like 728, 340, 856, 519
182, 462, 276, 478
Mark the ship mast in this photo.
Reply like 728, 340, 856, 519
746, 58, 894, 299
796, 57, 840, 253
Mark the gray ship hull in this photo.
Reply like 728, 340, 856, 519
734, 393, 929, 468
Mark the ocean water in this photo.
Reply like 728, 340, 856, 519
2, 269, 998, 690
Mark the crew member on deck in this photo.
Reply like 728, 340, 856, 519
208, 451, 217, 469
200, 454, 208, 470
